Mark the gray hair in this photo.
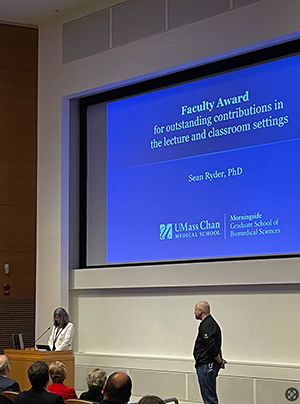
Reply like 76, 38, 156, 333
53, 307, 70, 328
0, 355, 9, 373
87, 368, 107, 391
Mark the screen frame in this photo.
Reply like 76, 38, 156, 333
79, 37, 300, 269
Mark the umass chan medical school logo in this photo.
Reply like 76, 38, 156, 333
160, 220, 221, 240
160, 223, 173, 240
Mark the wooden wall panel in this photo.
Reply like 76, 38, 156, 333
0, 299, 35, 353
0, 25, 38, 72
0, 22, 38, 349
0, 160, 36, 206
0, 252, 35, 298
0, 114, 36, 160
0, 206, 36, 251
0, 69, 37, 116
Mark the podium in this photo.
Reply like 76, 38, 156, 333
4, 349, 75, 391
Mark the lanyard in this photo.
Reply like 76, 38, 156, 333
54, 327, 62, 342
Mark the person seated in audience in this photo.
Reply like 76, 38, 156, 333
47, 361, 77, 402
100, 372, 132, 404
0, 355, 21, 393
14, 361, 64, 404
0, 395, 14, 404
138, 396, 165, 404
80, 368, 107, 403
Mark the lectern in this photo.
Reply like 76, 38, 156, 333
4, 349, 75, 391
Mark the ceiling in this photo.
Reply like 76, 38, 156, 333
0, 0, 97, 26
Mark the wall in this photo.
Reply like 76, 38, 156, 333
0, 24, 37, 352
36, 1, 300, 403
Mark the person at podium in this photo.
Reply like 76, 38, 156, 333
48, 308, 74, 351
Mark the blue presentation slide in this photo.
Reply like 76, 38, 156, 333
106, 54, 300, 263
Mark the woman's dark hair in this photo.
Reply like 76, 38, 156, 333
138, 396, 165, 404
53, 307, 70, 328
28, 361, 49, 389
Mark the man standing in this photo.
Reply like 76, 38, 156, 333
193, 300, 226, 404
101, 372, 132, 404
0, 355, 21, 393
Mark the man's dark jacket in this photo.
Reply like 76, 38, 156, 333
0, 374, 21, 393
193, 314, 222, 367
14, 388, 64, 404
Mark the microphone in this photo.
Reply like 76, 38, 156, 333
35, 326, 51, 344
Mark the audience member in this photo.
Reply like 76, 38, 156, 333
47, 361, 77, 401
14, 361, 64, 404
138, 396, 165, 404
0, 395, 14, 404
0, 355, 20, 393
80, 368, 107, 403
101, 372, 132, 404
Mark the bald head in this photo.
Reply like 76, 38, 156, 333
103, 372, 132, 404
194, 300, 210, 320
0, 355, 10, 375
